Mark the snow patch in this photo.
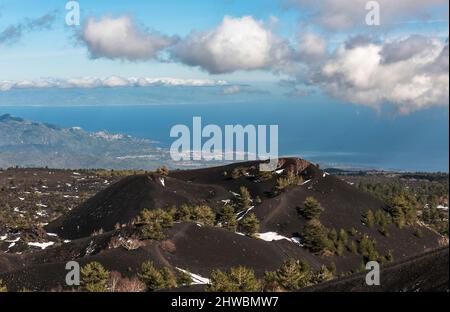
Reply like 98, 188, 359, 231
302, 179, 312, 185
160, 178, 165, 187
176, 267, 210, 285
236, 206, 255, 221
28, 241, 55, 249
256, 232, 304, 246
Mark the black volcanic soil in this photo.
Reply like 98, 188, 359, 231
0, 158, 448, 291
303, 247, 449, 292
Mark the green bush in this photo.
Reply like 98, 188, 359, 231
138, 262, 178, 291
206, 266, 261, 292
300, 197, 325, 220
220, 204, 238, 232
300, 219, 334, 254
240, 213, 260, 237
238, 186, 252, 211
0, 279, 7, 292
365, 210, 375, 228
274, 259, 312, 290
81, 262, 110, 292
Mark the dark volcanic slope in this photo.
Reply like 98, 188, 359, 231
304, 247, 449, 292
45, 174, 229, 239
3, 157, 443, 292
1, 223, 327, 291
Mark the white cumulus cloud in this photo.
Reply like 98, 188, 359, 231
317, 36, 449, 114
171, 16, 292, 74
81, 16, 178, 60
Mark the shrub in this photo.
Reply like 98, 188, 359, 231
81, 262, 110, 292
313, 265, 334, 283
240, 213, 260, 237
0, 279, 7, 292
157, 166, 169, 176
274, 171, 302, 194
365, 210, 375, 228
300, 197, 324, 220
350, 227, 358, 237
192, 205, 215, 226
138, 208, 173, 228
358, 235, 379, 262
414, 229, 424, 238
109, 271, 146, 292
231, 167, 245, 180
206, 266, 261, 292
374, 210, 387, 227
161, 240, 176, 253
349, 240, 358, 254
141, 221, 165, 240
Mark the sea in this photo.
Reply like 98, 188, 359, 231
1, 99, 448, 172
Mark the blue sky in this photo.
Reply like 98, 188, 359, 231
0, 0, 448, 114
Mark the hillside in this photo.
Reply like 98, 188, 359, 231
0, 158, 447, 291
0, 114, 169, 170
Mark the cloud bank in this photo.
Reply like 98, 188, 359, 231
0, 76, 228, 91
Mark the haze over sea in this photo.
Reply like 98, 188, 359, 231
0, 88, 448, 172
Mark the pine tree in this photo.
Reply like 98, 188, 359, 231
141, 221, 165, 240
206, 267, 261, 292
81, 262, 110, 292
358, 235, 379, 262
300, 197, 324, 220
220, 204, 238, 231
338, 229, 348, 244
313, 265, 334, 283
300, 219, 333, 254
240, 213, 260, 237
176, 204, 192, 221
349, 240, 358, 254
365, 210, 375, 228
374, 210, 387, 227
275, 259, 312, 290
177, 271, 193, 287
138, 261, 165, 291
238, 186, 252, 211
160, 267, 178, 289
192, 205, 215, 226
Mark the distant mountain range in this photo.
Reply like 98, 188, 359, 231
0, 114, 170, 169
